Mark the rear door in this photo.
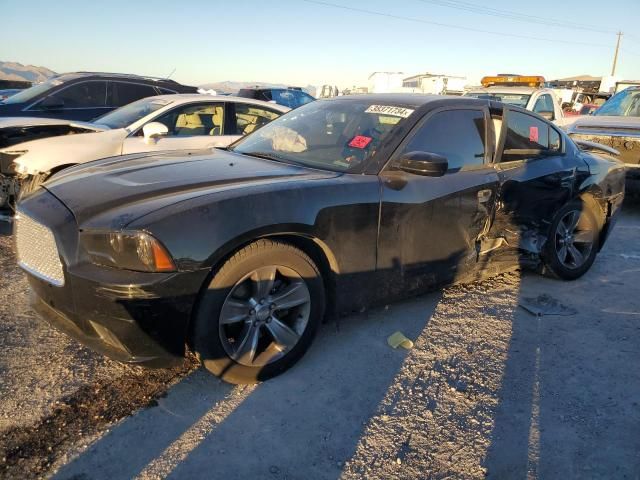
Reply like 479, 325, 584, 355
489, 107, 585, 256
121, 101, 232, 154
377, 107, 500, 289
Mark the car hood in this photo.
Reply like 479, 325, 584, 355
43, 149, 340, 228
2, 128, 127, 174
0, 116, 108, 131
568, 115, 640, 135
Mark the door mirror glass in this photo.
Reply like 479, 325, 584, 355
142, 121, 169, 144
40, 96, 65, 110
398, 151, 448, 177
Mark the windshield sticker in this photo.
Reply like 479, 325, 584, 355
365, 105, 414, 118
529, 126, 539, 142
348, 135, 373, 149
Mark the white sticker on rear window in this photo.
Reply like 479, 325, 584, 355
365, 105, 414, 118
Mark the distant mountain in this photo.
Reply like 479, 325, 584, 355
200, 80, 316, 96
0, 61, 56, 83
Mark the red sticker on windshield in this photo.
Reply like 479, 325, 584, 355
348, 135, 373, 149
529, 126, 539, 142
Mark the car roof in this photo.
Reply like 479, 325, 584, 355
144, 94, 291, 111
324, 93, 488, 108
50, 72, 185, 85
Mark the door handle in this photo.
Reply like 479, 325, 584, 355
477, 189, 492, 203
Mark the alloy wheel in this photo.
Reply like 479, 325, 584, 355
554, 209, 595, 270
218, 265, 311, 367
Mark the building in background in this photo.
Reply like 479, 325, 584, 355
367, 72, 405, 94
402, 73, 467, 95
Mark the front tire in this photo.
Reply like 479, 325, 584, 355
542, 201, 599, 280
192, 240, 325, 384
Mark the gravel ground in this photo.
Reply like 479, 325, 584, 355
0, 202, 639, 479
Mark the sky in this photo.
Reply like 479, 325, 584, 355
1, 0, 639, 89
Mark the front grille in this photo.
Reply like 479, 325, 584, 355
15, 213, 65, 286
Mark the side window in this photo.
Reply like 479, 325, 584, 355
151, 103, 225, 137
113, 82, 158, 107
157, 87, 177, 95
533, 94, 555, 119
398, 109, 486, 171
501, 110, 561, 162
234, 103, 280, 135
46, 81, 107, 108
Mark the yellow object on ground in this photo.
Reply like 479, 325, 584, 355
387, 332, 414, 350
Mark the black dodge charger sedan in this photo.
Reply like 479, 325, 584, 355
15, 94, 625, 384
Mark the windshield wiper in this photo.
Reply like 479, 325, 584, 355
241, 151, 287, 162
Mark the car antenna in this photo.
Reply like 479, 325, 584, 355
165, 67, 177, 80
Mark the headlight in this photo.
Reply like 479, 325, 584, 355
80, 231, 176, 272
0, 150, 27, 175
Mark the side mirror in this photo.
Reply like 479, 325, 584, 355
40, 96, 64, 110
142, 122, 169, 144
397, 151, 448, 177
539, 111, 554, 121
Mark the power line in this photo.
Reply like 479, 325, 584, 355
414, 0, 615, 34
303, 0, 613, 48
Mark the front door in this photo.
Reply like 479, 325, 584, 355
122, 102, 240, 154
377, 107, 499, 293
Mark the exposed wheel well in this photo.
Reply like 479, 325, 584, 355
264, 234, 337, 317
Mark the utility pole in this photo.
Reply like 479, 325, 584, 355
611, 31, 623, 76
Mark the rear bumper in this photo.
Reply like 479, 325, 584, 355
599, 191, 624, 250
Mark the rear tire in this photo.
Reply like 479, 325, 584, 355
192, 240, 325, 384
542, 200, 599, 280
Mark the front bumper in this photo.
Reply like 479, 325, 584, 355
18, 189, 210, 367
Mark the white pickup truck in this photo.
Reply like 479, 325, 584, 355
464, 75, 567, 127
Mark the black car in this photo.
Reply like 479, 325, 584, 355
0, 72, 197, 121
237, 86, 315, 109
16, 94, 625, 384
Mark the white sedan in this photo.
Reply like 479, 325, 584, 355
0, 94, 289, 204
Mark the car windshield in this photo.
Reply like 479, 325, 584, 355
1, 79, 63, 104
595, 89, 640, 117
92, 98, 171, 128
466, 92, 531, 108
231, 99, 414, 172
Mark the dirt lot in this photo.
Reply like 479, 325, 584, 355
0, 202, 639, 480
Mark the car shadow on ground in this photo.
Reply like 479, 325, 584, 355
483, 200, 640, 479
52, 206, 640, 479
53, 294, 442, 480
